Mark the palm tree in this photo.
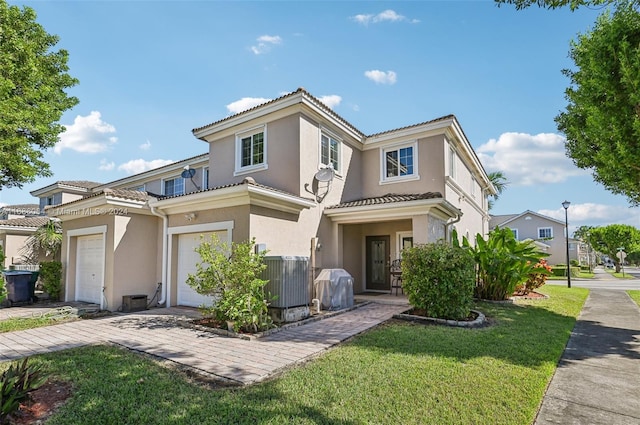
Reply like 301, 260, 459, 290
487, 171, 509, 211
20, 219, 62, 264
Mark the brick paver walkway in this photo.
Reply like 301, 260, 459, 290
0, 302, 408, 384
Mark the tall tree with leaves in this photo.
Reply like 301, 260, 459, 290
589, 224, 640, 272
487, 170, 509, 210
495, 0, 639, 10
0, 1, 78, 189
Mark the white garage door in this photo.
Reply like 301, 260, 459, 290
177, 232, 225, 307
76, 234, 104, 304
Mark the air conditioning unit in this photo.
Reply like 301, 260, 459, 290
122, 294, 147, 313
262, 256, 309, 308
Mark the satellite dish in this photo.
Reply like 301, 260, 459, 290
315, 167, 335, 183
181, 168, 196, 179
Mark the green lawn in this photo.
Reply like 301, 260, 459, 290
628, 290, 640, 307
0, 315, 75, 333
18, 285, 587, 425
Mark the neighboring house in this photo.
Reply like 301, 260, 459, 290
489, 210, 579, 265
0, 204, 48, 269
30, 180, 102, 211
50, 88, 496, 311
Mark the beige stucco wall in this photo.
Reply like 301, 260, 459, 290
2, 234, 29, 267
499, 214, 568, 265
360, 134, 447, 199
111, 214, 161, 310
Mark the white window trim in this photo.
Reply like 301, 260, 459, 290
449, 145, 457, 180
202, 166, 209, 190
512, 228, 519, 240
318, 128, 342, 176
538, 227, 553, 239
396, 231, 413, 259
379, 141, 420, 185
161, 176, 185, 196
234, 125, 268, 176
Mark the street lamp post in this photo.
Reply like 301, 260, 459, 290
562, 200, 571, 288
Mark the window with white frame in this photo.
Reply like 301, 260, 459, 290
320, 132, 340, 173
382, 143, 416, 182
203, 167, 209, 190
538, 227, 553, 239
163, 176, 184, 196
449, 146, 457, 179
235, 126, 266, 174
511, 228, 519, 240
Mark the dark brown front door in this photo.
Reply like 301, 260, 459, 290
366, 235, 390, 291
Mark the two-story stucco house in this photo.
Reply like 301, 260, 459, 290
489, 210, 580, 265
50, 88, 495, 311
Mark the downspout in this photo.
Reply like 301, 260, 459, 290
446, 212, 463, 243
149, 202, 168, 306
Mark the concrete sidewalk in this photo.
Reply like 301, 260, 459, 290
0, 302, 408, 385
535, 289, 640, 425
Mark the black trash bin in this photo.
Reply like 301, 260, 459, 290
3, 271, 33, 305
28, 271, 39, 302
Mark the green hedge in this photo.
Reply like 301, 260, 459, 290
550, 265, 581, 277
402, 242, 475, 320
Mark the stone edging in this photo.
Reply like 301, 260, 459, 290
181, 301, 373, 341
393, 309, 486, 328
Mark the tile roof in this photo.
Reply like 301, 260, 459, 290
0, 216, 50, 228
58, 180, 102, 190
192, 87, 365, 138
326, 192, 444, 209
48, 188, 150, 210
0, 204, 42, 216
156, 177, 309, 202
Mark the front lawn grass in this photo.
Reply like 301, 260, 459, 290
25, 285, 586, 425
0, 315, 75, 333
627, 290, 640, 307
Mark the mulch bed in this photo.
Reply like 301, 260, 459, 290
8, 380, 73, 425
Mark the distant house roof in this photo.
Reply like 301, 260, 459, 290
30, 180, 102, 197
490, 210, 565, 228
0, 216, 50, 230
326, 192, 444, 209
0, 204, 42, 216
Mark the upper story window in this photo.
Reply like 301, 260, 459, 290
235, 125, 267, 175
163, 176, 184, 196
320, 132, 341, 173
511, 228, 519, 240
381, 142, 418, 183
538, 227, 553, 239
449, 146, 457, 179
46, 196, 54, 206
203, 167, 209, 190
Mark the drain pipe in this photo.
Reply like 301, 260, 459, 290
149, 202, 168, 306
446, 212, 463, 243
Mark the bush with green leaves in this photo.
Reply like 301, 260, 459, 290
0, 357, 47, 423
402, 241, 475, 320
0, 245, 6, 304
39, 261, 62, 301
456, 228, 549, 301
187, 236, 274, 333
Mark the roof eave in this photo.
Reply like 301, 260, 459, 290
325, 198, 461, 224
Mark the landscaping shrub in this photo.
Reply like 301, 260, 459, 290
456, 228, 549, 301
0, 246, 6, 304
187, 236, 274, 333
0, 357, 47, 423
39, 261, 62, 301
402, 241, 475, 320
515, 259, 552, 295
550, 266, 581, 277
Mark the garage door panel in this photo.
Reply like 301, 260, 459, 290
76, 234, 104, 304
177, 231, 226, 307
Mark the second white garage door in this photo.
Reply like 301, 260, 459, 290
76, 234, 104, 305
176, 232, 225, 307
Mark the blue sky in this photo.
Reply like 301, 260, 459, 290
2, 0, 638, 234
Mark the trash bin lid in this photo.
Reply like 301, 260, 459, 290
2, 271, 32, 276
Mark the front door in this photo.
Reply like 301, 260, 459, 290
366, 235, 390, 291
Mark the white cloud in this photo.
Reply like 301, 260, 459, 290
226, 97, 272, 115
364, 70, 397, 85
318, 95, 342, 109
538, 203, 640, 232
139, 140, 151, 150
351, 10, 419, 25
117, 159, 174, 175
251, 34, 282, 55
55, 111, 117, 154
98, 159, 115, 171
477, 132, 588, 186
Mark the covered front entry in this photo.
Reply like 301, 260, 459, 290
75, 234, 104, 304
176, 232, 220, 308
366, 235, 390, 291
